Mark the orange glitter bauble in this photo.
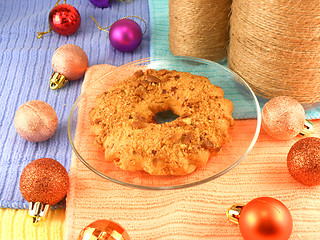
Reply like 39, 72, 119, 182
287, 137, 320, 186
19, 158, 69, 206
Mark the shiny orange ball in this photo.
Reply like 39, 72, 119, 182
239, 197, 293, 240
78, 219, 130, 240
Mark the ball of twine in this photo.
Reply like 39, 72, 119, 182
229, 0, 320, 104
169, 0, 231, 62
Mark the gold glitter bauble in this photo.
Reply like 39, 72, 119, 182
287, 137, 320, 186
19, 158, 69, 205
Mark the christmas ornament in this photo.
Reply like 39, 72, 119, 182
50, 44, 89, 89
14, 100, 58, 142
37, 0, 81, 38
19, 158, 69, 223
287, 137, 320, 186
227, 197, 293, 240
262, 96, 314, 140
91, 15, 147, 52
89, 0, 132, 8
78, 219, 130, 240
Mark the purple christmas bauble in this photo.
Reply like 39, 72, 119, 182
109, 19, 143, 52
89, 0, 113, 8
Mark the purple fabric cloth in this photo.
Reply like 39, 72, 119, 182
0, 0, 150, 209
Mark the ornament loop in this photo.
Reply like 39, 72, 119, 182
90, 15, 147, 35
300, 120, 315, 136
120, 16, 147, 35
50, 72, 68, 90
36, 0, 62, 38
37, 26, 52, 39
55, 0, 66, 5
226, 204, 244, 226
116, 0, 133, 3
90, 15, 111, 33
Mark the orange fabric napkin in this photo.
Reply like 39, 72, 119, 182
65, 64, 320, 240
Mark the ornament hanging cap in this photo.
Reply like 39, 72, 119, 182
226, 204, 244, 225
300, 120, 315, 136
50, 72, 68, 89
28, 202, 50, 224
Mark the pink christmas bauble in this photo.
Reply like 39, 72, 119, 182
262, 96, 305, 140
14, 100, 58, 142
52, 44, 89, 81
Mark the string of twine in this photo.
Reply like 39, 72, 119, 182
228, 0, 320, 104
169, 0, 231, 62
36, 0, 66, 38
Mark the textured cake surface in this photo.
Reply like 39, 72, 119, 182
89, 69, 234, 175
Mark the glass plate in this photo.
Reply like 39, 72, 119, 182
68, 56, 261, 190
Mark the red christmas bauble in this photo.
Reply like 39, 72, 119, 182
239, 197, 293, 240
49, 4, 81, 36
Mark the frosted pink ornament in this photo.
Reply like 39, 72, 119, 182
14, 100, 58, 142
50, 44, 89, 89
262, 96, 308, 140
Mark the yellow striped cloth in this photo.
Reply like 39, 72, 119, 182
0, 208, 65, 240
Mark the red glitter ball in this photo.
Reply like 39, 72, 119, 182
287, 137, 320, 186
19, 158, 69, 205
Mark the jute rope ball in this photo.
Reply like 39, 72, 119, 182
169, 0, 231, 62
229, 0, 320, 104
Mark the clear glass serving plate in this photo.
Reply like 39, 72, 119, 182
68, 56, 261, 190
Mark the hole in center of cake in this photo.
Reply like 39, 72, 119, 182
154, 110, 179, 124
